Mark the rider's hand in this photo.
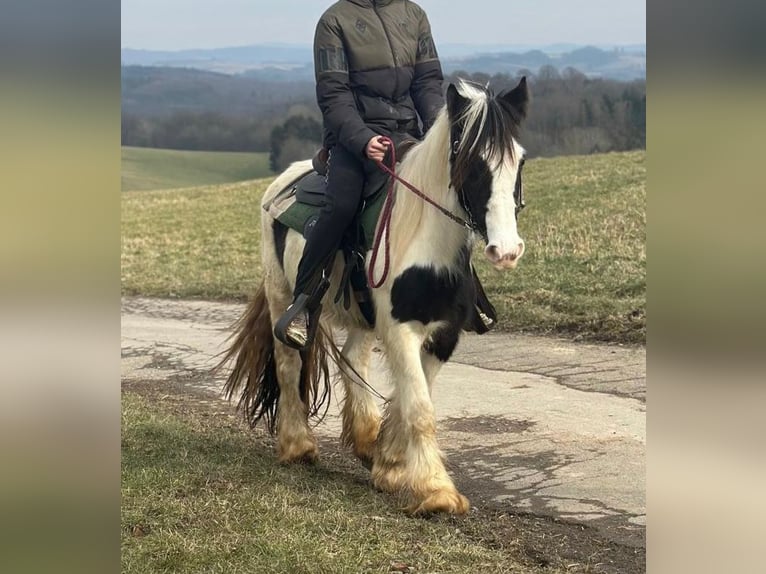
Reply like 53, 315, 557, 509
365, 136, 390, 162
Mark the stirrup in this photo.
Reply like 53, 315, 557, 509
274, 294, 321, 351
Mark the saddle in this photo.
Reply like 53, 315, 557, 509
264, 147, 401, 326
265, 160, 390, 253
263, 141, 497, 333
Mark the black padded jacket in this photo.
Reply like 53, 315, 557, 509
314, 0, 444, 159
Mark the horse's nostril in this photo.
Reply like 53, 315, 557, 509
486, 242, 524, 264
485, 245, 501, 261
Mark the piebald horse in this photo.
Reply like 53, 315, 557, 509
221, 78, 529, 514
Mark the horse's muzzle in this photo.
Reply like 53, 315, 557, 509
484, 242, 525, 269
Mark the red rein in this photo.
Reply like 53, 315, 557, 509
367, 137, 397, 288
366, 136, 473, 288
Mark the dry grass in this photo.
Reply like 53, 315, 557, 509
122, 180, 267, 299
121, 389, 537, 573
121, 384, 643, 574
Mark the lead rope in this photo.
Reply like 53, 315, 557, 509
367, 136, 475, 288
366, 138, 397, 288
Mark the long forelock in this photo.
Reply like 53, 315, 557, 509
452, 80, 522, 189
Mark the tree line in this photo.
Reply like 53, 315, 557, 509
121, 65, 644, 167
446, 67, 645, 156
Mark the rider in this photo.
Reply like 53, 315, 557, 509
274, 0, 445, 349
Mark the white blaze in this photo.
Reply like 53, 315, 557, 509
484, 143, 526, 269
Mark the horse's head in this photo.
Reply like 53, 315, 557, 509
446, 78, 529, 269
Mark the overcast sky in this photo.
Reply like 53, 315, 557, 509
121, 0, 645, 51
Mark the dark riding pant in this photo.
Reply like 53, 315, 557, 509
293, 145, 373, 298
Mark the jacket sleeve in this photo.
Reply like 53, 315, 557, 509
314, 17, 378, 159
410, 11, 444, 134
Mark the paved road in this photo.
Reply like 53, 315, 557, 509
121, 297, 645, 548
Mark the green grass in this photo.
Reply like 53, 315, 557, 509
122, 146, 272, 191
122, 385, 636, 573
121, 151, 645, 343
477, 151, 646, 343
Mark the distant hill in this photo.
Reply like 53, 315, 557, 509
122, 43, 645, 81
121, 44, 313, 74
122, 66, 315, 117
445, 46, 645, 81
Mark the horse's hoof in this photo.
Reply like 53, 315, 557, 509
353, 435, 378, 469
277, 439, 318, 464
409, 490, 470, 515
341, 410, 380, 467
358, 455, 373, 471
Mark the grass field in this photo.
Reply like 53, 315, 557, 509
121, 382, 643, 574
122, 147, 272, 191
477, 151, 645, 343
121, 150, 645, 343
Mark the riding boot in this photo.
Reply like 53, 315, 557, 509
273, 293, 321, 351
274, 259, 333, 351
275, 145, 367, 349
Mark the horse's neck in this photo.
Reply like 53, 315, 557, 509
389, 118, 469, 270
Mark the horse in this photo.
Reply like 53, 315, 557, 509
220, 77, 529, 515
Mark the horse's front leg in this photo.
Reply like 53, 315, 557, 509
421, 326, 461, 395
373, 321, 469, 515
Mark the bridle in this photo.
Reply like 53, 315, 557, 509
376, 138, 477, 231
367, 136, 474, 288
450, 137, 527, 226
449, 139, 480, 233
514, 157, 527, 217
367, 135, 525, 288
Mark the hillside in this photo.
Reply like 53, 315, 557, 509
121, 66, 314, 117
121, 147, 272, 191
122, 67, 645, 159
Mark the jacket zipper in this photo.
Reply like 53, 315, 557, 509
372, 4, 399, 98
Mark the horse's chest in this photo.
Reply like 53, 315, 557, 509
390, 266, 472, 326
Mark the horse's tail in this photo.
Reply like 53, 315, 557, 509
217, 282, 332, 433
218, 282, 280, 432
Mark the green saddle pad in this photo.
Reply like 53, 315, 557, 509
267, 170, 388, 252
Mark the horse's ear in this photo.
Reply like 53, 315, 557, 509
500, 76, 529, 119
447, 83, 469, 121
